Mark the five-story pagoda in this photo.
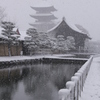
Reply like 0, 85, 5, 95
30, 0, 57, 32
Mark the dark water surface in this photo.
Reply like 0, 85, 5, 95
0, 62, 83, 100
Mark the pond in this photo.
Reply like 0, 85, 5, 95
0, 62, 84, 100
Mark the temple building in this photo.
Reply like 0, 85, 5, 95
30, 1, 57, 32
47, 18, 91, 52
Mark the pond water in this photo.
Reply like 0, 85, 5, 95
0, 62, 84, 100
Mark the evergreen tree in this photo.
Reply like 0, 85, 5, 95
53, 35, 68, 53
38, 32, 52, 49
66, 36, 75, 51
1, 21, 20, 56
24, 28, 39, 55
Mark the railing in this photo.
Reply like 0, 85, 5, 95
58, 56, 93, 100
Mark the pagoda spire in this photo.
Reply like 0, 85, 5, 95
62, 17, 66, 21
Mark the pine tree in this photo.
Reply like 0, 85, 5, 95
38, 32, 52, 49
1, 21, 20, 56
53, 35, 68, 53
66, 36, 75, 51
24, 28, 39, 55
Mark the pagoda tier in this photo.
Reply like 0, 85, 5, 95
29, 22, 55, 32
30, 14, 57, 22
29, 21, 55, 25
31, 6, 57, 13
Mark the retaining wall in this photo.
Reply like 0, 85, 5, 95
0, 57, 87, 69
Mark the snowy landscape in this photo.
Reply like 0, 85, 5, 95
0, 0, 100, 100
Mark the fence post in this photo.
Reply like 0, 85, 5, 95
74, 72, 82, 97
71, 76, 80, 100
66, 81, 75, 100
58, 89, 70, 100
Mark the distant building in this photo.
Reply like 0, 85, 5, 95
30, 1, 57, 32
47, 18, 91, 52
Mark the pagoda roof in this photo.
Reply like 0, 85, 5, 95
30, 14, 57, 20
31, 6, 57, 12
31, 13, 55, 17
29, 21, 54, 26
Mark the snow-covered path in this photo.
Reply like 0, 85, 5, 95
79, 57, 100, 100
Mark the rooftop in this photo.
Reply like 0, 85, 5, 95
31, 1, 57, 12
47, 17, 91, 38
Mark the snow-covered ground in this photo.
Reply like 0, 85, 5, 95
0, 55, 43, 62
0, 55, 71, 61
79, 56, 100, 100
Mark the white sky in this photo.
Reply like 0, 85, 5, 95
0, 0, 100, 41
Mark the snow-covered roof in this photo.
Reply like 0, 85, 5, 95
32, 13, 54, 16
31, 1, 57, 12
47, 18, 88, 36
47, 21, 62, 33
30, 14, 57, 20
31, 13, 54, 17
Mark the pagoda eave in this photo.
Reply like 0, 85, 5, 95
30, 15, 57, 20
31, 6, 57, 12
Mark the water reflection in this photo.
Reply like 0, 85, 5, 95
0, 63, 82, 100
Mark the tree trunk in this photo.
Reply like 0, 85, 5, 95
16, 45, 18, 56
8, 43, 11, 56
3, 40, 6, 56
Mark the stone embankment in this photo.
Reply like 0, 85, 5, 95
0, 55, 87, 68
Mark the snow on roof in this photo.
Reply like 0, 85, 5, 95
31, 13, 53, 16
30, 21, 53, 25
47, 21, 61, 33
47, 18, 87, 35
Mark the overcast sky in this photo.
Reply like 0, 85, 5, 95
0, 0, 100, 41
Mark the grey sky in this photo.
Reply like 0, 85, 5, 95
0, 0, 100, 41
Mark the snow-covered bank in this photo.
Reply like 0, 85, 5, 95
0, 56, 43, 62
79, 56, 100, 100
0, 54, 88, 62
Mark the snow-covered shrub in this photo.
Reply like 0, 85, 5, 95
24, 28, 39, 55
52, 35, 68, 53
66, 36, 75, 51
